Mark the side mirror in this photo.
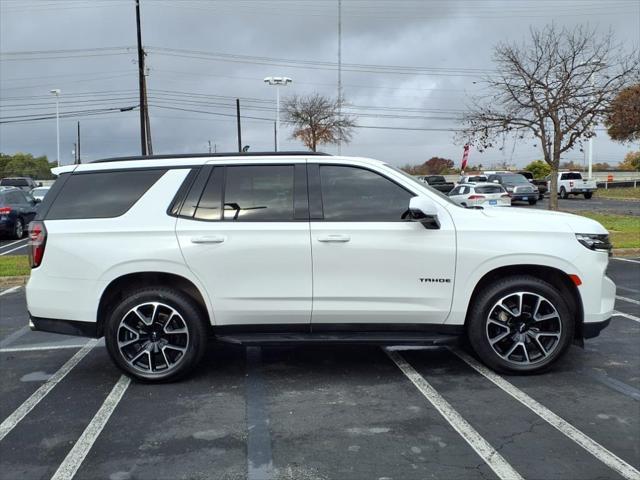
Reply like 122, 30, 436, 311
408, 197, 440, 230
33, 198, 41, 204
38, 182, 43, 187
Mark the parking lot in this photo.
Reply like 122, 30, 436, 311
0, 259, 637, 480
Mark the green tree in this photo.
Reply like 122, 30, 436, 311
619, 151, 640, 171
524, 160, 551, 179
0, 152, 56, 180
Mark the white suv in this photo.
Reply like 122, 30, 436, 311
26, 153, 615, 381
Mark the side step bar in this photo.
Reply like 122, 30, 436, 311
215, 332, 460, 346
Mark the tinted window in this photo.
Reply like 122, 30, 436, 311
0, 178, 28, 187
449, 186, 461, 196
499, 174, 529, 184
223, 165, 294, 221
5, 191, 26, 204
195, 168, 224, 221
320, 165, 412, 221
476, 185, 504, 194
46, 170, 166, 220
562, 172, 582, 180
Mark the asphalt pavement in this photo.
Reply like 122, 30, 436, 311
0, 258, 638, 479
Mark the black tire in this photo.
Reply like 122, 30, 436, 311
104, 287, 208, 382
466, 275, 574, 374
584, 192, 593, 199
12, 218, 24, 239
559, 187, 568, 199
528, 199, 537, 205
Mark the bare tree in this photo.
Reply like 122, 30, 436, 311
284, 94, 356, 152
458, 24, 638, 210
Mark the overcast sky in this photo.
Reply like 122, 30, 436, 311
1, 0, 639, 168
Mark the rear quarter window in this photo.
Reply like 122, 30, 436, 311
45, 169, 166, 220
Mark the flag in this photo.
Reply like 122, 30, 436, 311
461, 144, 470, 171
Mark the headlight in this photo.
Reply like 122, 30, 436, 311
576, 233, 612, 255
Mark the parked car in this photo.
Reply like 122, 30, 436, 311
27, 152, 615, 382
30, 186, 51, 202
448, 183, 511, 208
0, 177, 40, 192
548, 172, 597, 199
487, 173, 539, 205
518, 171, 548, 200
422, 175, 455, 194
0, 186, 39, 239
457, 174, 488, 185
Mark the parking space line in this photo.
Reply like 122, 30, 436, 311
245, 346, 274, 480
0, 339, 98, 442
385, 349, 524, 480
584, 370, 640, 402
0, 325, 29, 349
451, 347, 640, 480
0, 239, 27, 252
613, 311, 640, 324
0, 285, 21, 297
612, 257, 640, 264
0, 243, 29, 256
51, 375, 131, 480
616, 295, 640, 306
0, 343, 91, 353
618, 285, 640, 295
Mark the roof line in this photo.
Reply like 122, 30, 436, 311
90, 151, 331, 164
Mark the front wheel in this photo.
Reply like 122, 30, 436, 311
584, 192, 593, 199
12, 218, 24, 239
467, 275, 574, 374
559, 187, 568, 199
104, 288, 208, 382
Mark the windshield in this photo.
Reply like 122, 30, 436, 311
499, 174, 529, 184
386, 164, 461, 207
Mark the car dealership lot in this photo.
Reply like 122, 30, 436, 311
0, 260, 639, 480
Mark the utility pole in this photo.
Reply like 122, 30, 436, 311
236, 98, 242, 153
73, 143, 77, 164
274, 122, 277, 151
337, 0, 342, 155
143, 70, 153, 154
208, 140, 212, 154
76, 121, 81, 164
135, 0, 148, 155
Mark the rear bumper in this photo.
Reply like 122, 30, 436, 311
29, 314, 99, 338
583, 318, 611, 339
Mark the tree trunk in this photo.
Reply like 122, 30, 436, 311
549, 164, 559, 211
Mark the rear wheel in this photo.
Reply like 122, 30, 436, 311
559, 187, 568, 199
12, 218, 24, 239
467, 275, 574, 374
104, 287, 208, 382
584, 192, 593, 199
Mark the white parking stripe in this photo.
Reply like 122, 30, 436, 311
385, 349, 524, 480
0, 243, 29, 256
613, 311, 640, 324
612, 257, 640, 264
0, 286, 21, 297
451, 347, 640, 480
0, 339, 97, 442
0, 239, 27, 251
0, 343, 90, 353
51, 375, 130, 480
616, 295, 640, 306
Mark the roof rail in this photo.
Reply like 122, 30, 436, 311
90, 151, 331, 164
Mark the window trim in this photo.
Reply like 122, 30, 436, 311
312, 163, 414, 223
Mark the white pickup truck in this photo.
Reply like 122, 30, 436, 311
548, 172, 597, 199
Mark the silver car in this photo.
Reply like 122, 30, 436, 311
448, 182, 511, 208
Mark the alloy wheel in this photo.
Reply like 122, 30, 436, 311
117, 302, 190, 375
485, 291, 562, 365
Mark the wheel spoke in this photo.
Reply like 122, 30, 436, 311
521, 343, 530, 363
490, 330, 511, 345
487, 318, 509, 330
128, 348, 151, 369
534, 312, 559, 322
502, 341, 521, 359
133, 308, 152, 326
532, 334, 548, 357
164, 343, 187, 354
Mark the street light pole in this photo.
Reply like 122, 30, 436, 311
50, 89, 61, 167
264, 77, 292, 152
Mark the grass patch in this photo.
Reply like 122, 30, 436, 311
574, 212, 640, 249
0, 255, 30, 277
595, 187, 640, 200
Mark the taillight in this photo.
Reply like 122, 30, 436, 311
468, 195, 485, 200
28, 221, 47, 268
0, 207, 12, 215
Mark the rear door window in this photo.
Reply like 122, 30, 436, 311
476, 185, 504, 194
46, 169, 166, 220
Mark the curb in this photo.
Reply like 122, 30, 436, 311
0, 276, 29, 288
613, 248, 640, 257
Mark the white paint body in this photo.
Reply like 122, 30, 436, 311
448, 182, 511, 208
549, 172, 598, 194
27, 155, 615, 331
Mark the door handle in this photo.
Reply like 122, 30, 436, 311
191, 235, 226, 244
317, 234, 351, 243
